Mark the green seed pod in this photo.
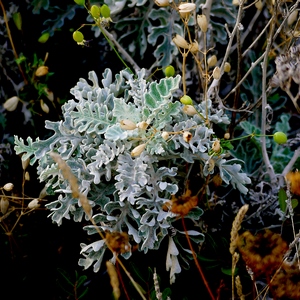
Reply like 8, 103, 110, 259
74, 0, 85, 5
91, 5, 101, 18
73, 31, 84, 43
273, 132, 287, 144
38, 32, 50, 43
13, 12, 22, 31
100, 4, 111, 18
180, 95, 193, 105
164, 65, 175, 77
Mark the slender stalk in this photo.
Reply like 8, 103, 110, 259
181, 217, 216, 300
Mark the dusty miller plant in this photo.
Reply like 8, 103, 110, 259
14, 67, 250, 283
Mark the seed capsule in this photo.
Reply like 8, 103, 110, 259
224, 62, 231, 73
207, 55, 217, 67
224, 133, 230, 140
28, 199, 40, 209
0, 197, 9, 214
189, 40, 199, 54
35, 66, 49, 77
164, 65, 175, 77
137, 121, 148, 130
212, 66, 221, 79
73, 31, 84, 43
100, 4, 111, 18
131, 144, 146, 157
155, 0, 169, 6
3, 96, 19, 111
183, 131, 192, 143
182, 105, 197, 116
38, 32, 50, 43
161, 131, 170, 140
212, 140, 221, 153
180, 95, 193, 105
120, 119, 136, 130
91, 5, 101, 18
40, 99, 50, 113
197, 15, 208, 33
3, 183, 14, 192
172, 34, 189, 49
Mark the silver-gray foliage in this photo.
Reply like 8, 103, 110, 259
14, 68, 250, 278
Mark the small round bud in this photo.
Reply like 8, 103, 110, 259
224, 132, 230, 140
183, 131, 192, 143
224, 62, 231, 73
273, 132, 287, 144
232, 0, 239, 6
100, 4, 111, 18
38, 32, 50, 43
131, 144, 146, 157
197, 15, 208, 33
40, 100, 50, 114
120, 119, 136, 130
74, 0, 85, 5
35, 66, 49, 77
91, 5, 101, 18
161, 131, 169, 140
3, 96, 19, 111
164, 65, 175, 77
154, 0, 169, 6
212, 66, 221, 79
73, 30, 84, 43
172, 34, 189, 49
207, 55, 217, 67
28, 199, 40, 209
182, 105, 197, 116
3, 183, 14, 192
180, 95, 193, 105
73, 31, 84, 43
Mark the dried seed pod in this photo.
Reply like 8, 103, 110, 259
197, 14, 208, 33
131, 143, 146, 157
137, 121, 148, 130
178, 3, 196, 18
224, 132, 230, 140
22, 156, 30, 170
40, 99, 50, 114
182, 105, 197, 116
3, 183, 14, 192
288, 10, 298, 26
189, 40, 199, 53
255, 0, 263, 10
224, 62, 231, 73
212, 139, 221, 153
25, 171, 30, 181
207, 55, 217, 67
120, 119, 136, 130
155, 0, 169, 6
35, 66, 49, 77
183, 131, 192, 143
161, 131, 170, 140
0, 197, 9, 214
172, 34, 189, 49
3, 96, 19, 111
28, 199, 40, 209
212, 66, 221, 79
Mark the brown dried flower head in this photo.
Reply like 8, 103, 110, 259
105, 231, 130, 254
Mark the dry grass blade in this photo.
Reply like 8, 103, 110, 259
106, 261, 121, 300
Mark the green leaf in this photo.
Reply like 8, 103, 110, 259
12, 12, 22, 30
278, 188, 287, 212
221, 267, 238, 276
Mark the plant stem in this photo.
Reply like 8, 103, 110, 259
181, 217, 216, 300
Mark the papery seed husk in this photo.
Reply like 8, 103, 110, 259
183, 131, 192, 143
182, 105, 197, 116
28, 199, 40, 209
161, 131, 169, 140
154, 0, 169, 6
224, 62, 231, 73
178, 3, 196, 13
0, 197, 9, 214
288, 10, 298, 26
25, 171, 30, 181
172, 34, 189, 49
212, 140, 221, 152
3, 183, 14, 192
137, 121, 148, 130
197, 15, 208, 33
40, 99, 50, 114
3, 96, 19, 111
22, 156, 30, 170
212, 66, 221, 79
189, 40, 199, 53
131, 143, 146, 157
35, 66, 49, 77
224, 133, 230, 139
255, 0, 263, 10
207, 55, 217, 67
120, 119, 136, 130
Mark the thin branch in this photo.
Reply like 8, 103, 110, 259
282, 148, 300, 177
